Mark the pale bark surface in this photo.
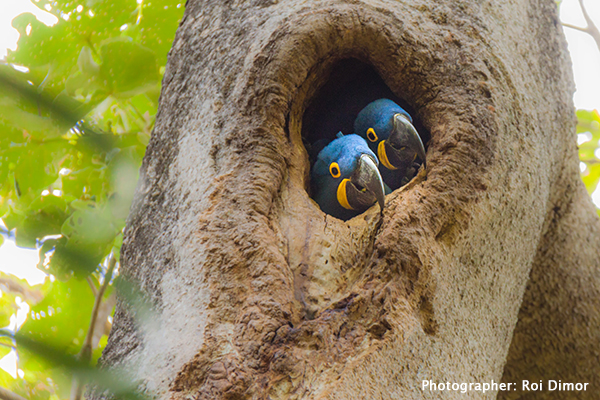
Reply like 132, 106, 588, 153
93, 0, 600, 399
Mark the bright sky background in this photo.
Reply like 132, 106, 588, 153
561, 0, 600, 110
0, 0, 598, 375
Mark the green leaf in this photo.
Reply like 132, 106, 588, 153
1, 0, 185, 394
0, 65, 83, 140
38, 202, 119, 277
99, 38, 159, 97
0, 101, 64, 141
47, 238, 103, 279
137, 0, 185, 67
61, 202, 117, 244
61, 166, 107, 200
578, 109, 600, 200
0, 290, 18, 331
18, 278, 94, 355
17, 195, 68, 248
582, 162, 600, 195
78, 46, 100, 76
0, 366, 16, 389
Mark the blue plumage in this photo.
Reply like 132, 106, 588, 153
311, 134, 385, 221
354, 99, 426, 191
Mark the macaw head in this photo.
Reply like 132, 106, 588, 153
311, 134, 386, 221
354, 99, 426, 172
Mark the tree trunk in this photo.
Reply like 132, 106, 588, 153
94, 0, 600, 399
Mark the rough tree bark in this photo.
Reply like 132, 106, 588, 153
94, 0, 600, 399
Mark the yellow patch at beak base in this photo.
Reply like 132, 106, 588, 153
378, 140, 398, 170
337, 178, 354, 210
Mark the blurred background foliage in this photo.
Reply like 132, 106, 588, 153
0, 0, 183, 398
0, 0, 598, 399
578, 109, 600, 210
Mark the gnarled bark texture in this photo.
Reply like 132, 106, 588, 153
93, 0, 600, 399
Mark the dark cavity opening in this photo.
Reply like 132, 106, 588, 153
302, 58, 430, 164
301, 59, 430, 220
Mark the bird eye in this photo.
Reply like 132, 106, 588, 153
329, 162, 341, 178
366, 128, 378, 142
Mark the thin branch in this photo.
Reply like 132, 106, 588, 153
563, 0, 600, 52
86, 276, 98, 297
581, 159, 600, 165
83, 256, 117, 360
70, 255, 117, 400
0, 387, 28, 400
562, 22, 589, 34
578, 0, 600, 37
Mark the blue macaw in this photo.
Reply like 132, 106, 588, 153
354, 99, 427, 191
311, 133, 386, 221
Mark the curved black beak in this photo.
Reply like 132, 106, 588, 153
346, 154, 386, 213
387, 113, 427, 169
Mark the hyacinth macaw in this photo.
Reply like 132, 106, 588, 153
354, 99, 427, 191
311, 133, 385, 221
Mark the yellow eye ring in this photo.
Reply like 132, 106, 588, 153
366, 128, 378, 142
329, 162, 341, 178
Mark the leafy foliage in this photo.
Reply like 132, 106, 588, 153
0, 0, 598, 399
0, 0, 184, 398
577, 109, 600, 205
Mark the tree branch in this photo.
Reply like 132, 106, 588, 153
0, 387, 28, 400
578, 0, 600, 42
562, 22, 589, 34
563, 0, 600, 53
70, 255, 117, 400
86, 276, 98, 297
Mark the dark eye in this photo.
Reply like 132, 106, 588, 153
366, 128, 378, 142
329, 162, 341, 178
